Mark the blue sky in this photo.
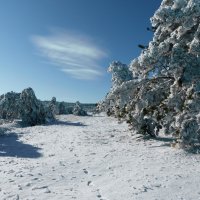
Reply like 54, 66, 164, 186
0, 0, 161, 103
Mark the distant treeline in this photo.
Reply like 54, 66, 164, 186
43, 101, 97, 112
0, 88, 97, 126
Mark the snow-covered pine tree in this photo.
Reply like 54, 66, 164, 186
101, 0, 200, 146
132, 0, 200, 143
0, 92, 21, 120
73, 101, 87, 116
19, 88, 46, 126
45, 97, 57, 122
0, 88, 57, 126
58, 101, 66, 114
99, 61, 137, 117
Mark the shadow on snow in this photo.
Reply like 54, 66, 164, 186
47, 120, 87, 127
0, 132, 42, 158
143, 135, 175, 148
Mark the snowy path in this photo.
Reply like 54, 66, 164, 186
0, 114, 200, 200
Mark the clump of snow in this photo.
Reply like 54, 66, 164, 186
108, 61, 133, 91
172, 0, 187, 10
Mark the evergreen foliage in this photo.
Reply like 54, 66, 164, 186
44, 97, 57, 122
58, 101, 67, 114
0, 92, 21, 120
100, 0, 200, 147
73, 101, 87, 116
0, 88, 56, 126
20, 88, 46, 126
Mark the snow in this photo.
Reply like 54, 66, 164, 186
0, 114, 200, 200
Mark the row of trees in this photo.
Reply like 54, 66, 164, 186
0, 88, 57, 126
0, 88, 87, 126
99, 0, 200, 147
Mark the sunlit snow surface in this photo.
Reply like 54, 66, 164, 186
0, 114, 200, 200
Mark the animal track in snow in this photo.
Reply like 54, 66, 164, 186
83, 169, 88, 174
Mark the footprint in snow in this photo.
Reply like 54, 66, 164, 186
32, 185, 51, 193
69, 147, 73, 152
97, 194, 102, 198
87, 181, 92, 186
25, 182, 32, 187
4, 194, 19, 200
87, 180, 107, 200
83, 169, 88, 174
59, 161, 66, 166
18, 185, 22, 190
31, 177, 39, 181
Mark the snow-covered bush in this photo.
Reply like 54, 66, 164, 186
44, 97, 57, 122
19, 88, 46, 126
50, 97, 57, 115
66, 106, 73, 114
101, 0, 200, 147
0, 88, 57, 126
73, 101, 87, 116
58, 102, 74, 114
58, 101, 66, 114
0, 92, 21, 120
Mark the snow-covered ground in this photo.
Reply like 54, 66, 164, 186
0, 113, 200, 200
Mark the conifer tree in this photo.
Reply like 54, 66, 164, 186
101, 0, 200, 146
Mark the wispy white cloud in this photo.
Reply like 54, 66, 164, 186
31, 30, 107, 80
